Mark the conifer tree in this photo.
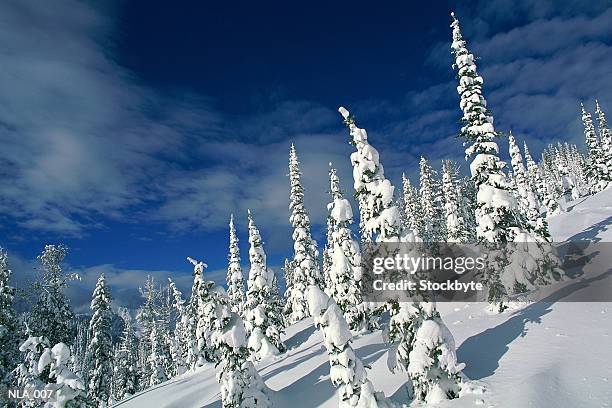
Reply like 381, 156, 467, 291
244, 210, 285, 359
189, 257, 217, 368
13, 332, 49, 408
441, 160, 465, 242
189, 256, 271, 408
307, 286, 394, 408
386, 302, 465, 403
540, 156, 561, 216
594, 100, 612, 189
147, 324, 169, 387
582, 103, 610, 192
113, 309, 139, 402
339, 106, 462, 401
451, 12, 525, 304
401, 173, 424, 239
157, 287, 175, 378
136, 275, 158, 379
72, 319, 90, 381
457, 176, 478, 243
419, 157, 444, 241
39, 342, 88, 407
523, 141, 545, 202
286, 144, 322, 324
168, 279, 188, 376
0, 248, 19, 388
322, 184, 336, 296
508, 133, 549, 240
451, 12, 562, 305
87, 274, 113, 407
226, 215, 246, 317
326, 166, 366, 331
29, 245, 75, 346
338, 107, 416, 243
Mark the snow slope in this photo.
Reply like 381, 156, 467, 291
115, 189, 612, 408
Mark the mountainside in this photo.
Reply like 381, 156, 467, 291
115, 188, 612, 408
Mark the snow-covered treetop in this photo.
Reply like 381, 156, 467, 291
37, 244, 77, 287
450, 12, 500, 161
328, 164, 343, 201
247, 209, 273, 289
187, 256, 208, 276
338, 106, 413, 242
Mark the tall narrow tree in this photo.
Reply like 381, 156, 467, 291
29, 245, 75, 346
441, 160, 466, 242
226, 215, 246, 317
168, 279, 188, 376
0, 248, 18, 388
326, 166, 366, 331
87, 274, 113, 407
285, 144, 322, 324
594, 100, 612, 189
451, 12, 524, 304
113, 309, 139, 402
523, 141, 545, 203
508, 133, 549, 240
339, 106, 462, 402
582, 103, 610, 192
451, 12, 562, 305
244, 210, 286, 359
401, 173, 424, 239
419, 157, 444, 242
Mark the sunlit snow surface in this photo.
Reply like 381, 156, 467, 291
115, 188, 612, 408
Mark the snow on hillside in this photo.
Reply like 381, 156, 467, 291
115, 189, 612, 408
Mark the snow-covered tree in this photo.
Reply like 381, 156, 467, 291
594, 100, 612, 190
136, 275, 158, 380
451, 12, 563, 306
147, 323, 169, 387
322, 182, 336, 296
71, 319, 90, 381
401, 173, 424, 239
441, 160, 468, 242
582, 103, 610, 192
226, 215, 246, 317
451, 12, 518, 303
168, 279, 188, 376
307, 286, 394, 408
326, 166, 366, 331
13, 332, 49, 408
285, 144, 322, 324
87, 275, 113, 407
14, 335, 88, 408
508, 133, 550, 240
339, 106, 462, 401
385, 299, 465, 403
113, 309, 139, 402
540, 155, 561, 216
40, 343, 88, 407
157, 287, 175, 379
189, 255, 271, 408
523, 141, 545, 202
215, 313, 271, 408
0, 248, 19, 388
451, 13, 518, 245
244, 210, 285, 359
29, 245, 75, 346
419, 157, 445, 241
338, 107, 416, 243
186, 257, 218, 368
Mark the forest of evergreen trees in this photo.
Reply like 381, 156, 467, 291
0, 12, 610, 408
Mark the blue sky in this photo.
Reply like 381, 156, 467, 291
1, 0, 611, 311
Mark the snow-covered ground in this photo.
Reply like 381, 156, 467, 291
115, 188, 612, 408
